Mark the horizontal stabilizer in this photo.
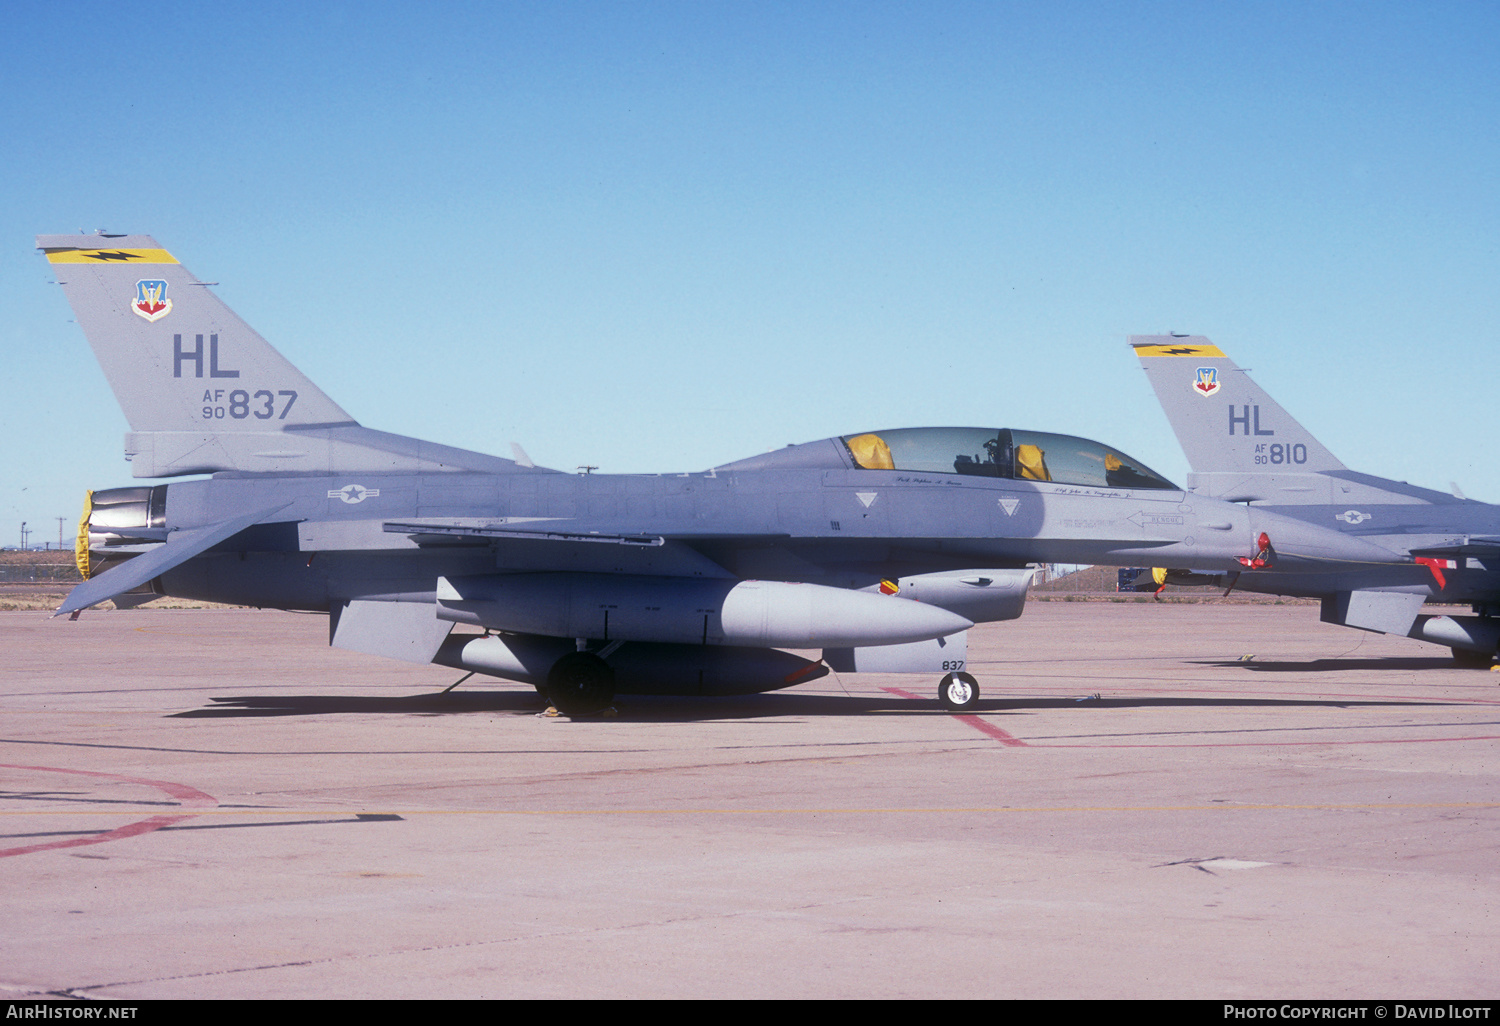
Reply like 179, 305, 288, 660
124, 425, 528, 478
56, 503, 290, 615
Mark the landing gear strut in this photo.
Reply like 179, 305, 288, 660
546, 651, 616, 715
938, 671, 980, 712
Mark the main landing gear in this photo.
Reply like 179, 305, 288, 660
545, 651, 617, 715
938, 670, 980, 712
1451, 647, 1497, 669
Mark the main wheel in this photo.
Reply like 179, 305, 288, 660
1451, 647, 1496, 669
938, 671, 979, 711
546, 652, 616, 715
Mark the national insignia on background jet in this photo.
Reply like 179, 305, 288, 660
329, 484, 380, 504
132, 279, 172, 322
1192, 367, 1220, 397
1336, 510, 1372, 525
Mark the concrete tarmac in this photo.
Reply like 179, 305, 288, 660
1, 602, 1496, 1000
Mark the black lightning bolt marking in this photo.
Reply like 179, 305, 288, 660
1164, 347, 1202, 355
82, 251, 143, 262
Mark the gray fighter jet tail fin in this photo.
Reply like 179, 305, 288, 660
1134, 335, 1463, 510
39, 235, 355, 436
1132, 336, 1348, 503
40, 234, 518, 477
1132, 336, 1345, 474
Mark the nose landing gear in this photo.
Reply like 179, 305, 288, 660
938, 670, 980, 712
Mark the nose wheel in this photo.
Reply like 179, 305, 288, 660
938, 671, 979, 711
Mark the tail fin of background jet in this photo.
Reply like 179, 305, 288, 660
1131, 335, 1351, 504
40, 234, 516, 478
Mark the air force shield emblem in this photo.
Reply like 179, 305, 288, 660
132, 279, 173, 322
1192, 366, 1220, 397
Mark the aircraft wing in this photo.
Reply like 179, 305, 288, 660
382, 519, 667, 547
382, 518, 741, 579
57, 503, 292, 615
381, 517, 795, 543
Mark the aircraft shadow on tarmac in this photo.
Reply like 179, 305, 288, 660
173, 690, 553, 718
171, 690, 928, 720
167, 689, 1454, 721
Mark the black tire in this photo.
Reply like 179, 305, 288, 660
546, 652, 616, 715
938, 671, 979, 712
1451, 647, 1496, 669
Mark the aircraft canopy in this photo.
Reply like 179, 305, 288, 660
840, 427, 1177, 490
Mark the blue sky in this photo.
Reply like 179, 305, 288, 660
2, 1, 1497, 547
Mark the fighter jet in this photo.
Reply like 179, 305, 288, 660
1133, 336, 1500, 666
37, 234, 1408, 714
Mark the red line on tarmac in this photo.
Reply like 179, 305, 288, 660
879, 691, 1495, 749
882, 687, 1030, 746
0, 764, 218, 859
